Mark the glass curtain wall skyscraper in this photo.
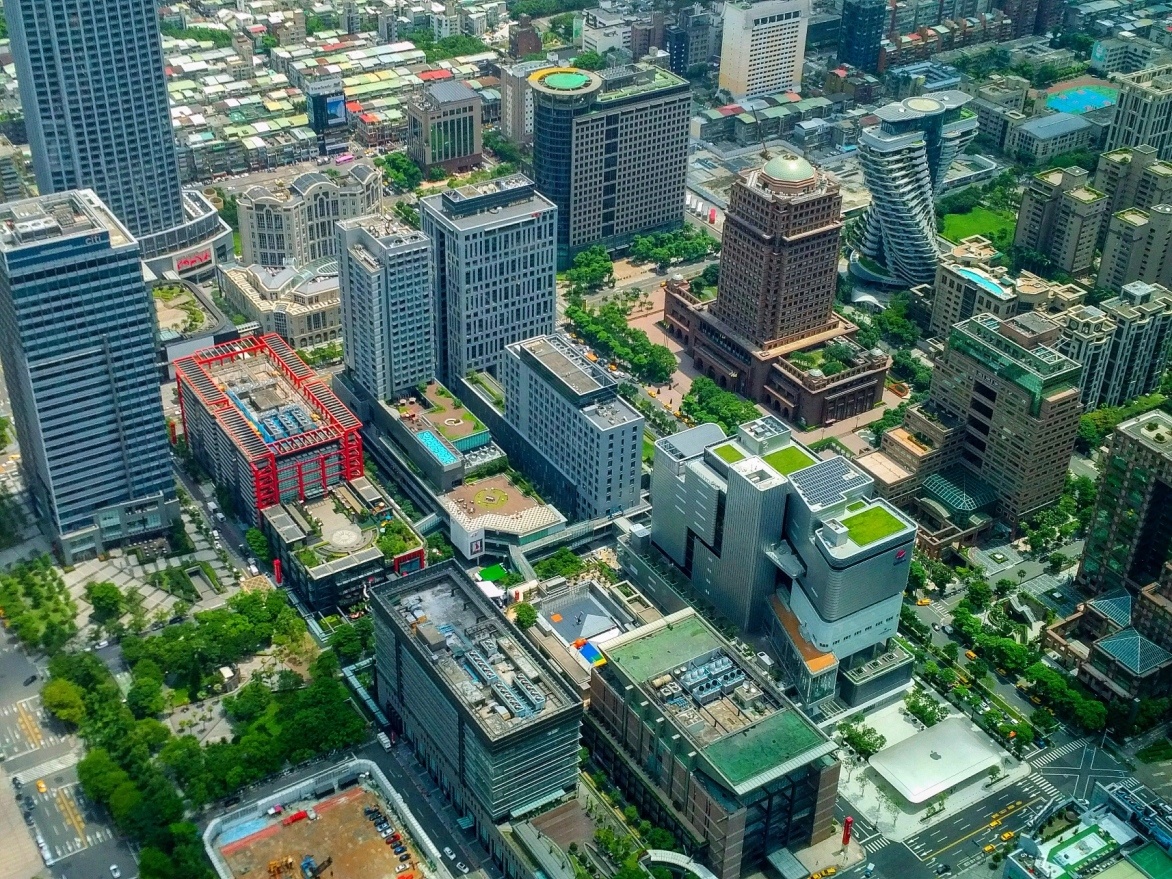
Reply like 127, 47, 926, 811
7, 0, 186, 238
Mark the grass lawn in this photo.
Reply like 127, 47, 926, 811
763, 445, 815, 476
642, 433, 656, 464
840, 505, 905, 545
713, 443, 745, 464
940, 206, 1015, 244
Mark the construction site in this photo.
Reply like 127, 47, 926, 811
217, 785, 421, 879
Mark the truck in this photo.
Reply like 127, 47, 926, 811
377, 732, 392, 751
266, 804, 284, 816
281, 810, 309, 826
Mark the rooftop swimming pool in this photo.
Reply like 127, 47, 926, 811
956, 267, 1011, 299
418, 429, 458, 465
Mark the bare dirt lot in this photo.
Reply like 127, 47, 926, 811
220, 787, 421, 879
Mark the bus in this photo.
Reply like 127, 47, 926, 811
335, 153, 355, 165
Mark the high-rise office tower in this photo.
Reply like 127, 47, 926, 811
857, 92, 979, 285
709, 154, 842, 348
501, 334, 644, 520
1014, 166, 1107, 276
6, 0, 232, 280
1079, 410, 1172, 595
0, 137, 29, 203
930, 313, 1083, 521
530, 65, 690, 270
337, 215, 435, 402
718, 0, 809, 98
8, 0, 184, 238
420, 175, 557, 381
838, 0, 886, 72
1106, 65, 1172, 160
0, 191, 175, 562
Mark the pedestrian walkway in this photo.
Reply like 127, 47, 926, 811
863, 837, 891, 855
1032, 739, 1089, 767
12, 752, 78, 785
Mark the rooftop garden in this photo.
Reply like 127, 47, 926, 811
377, 518, 420, 559
840, 505, 905, 545
787, 342, 858, 377
296, 547, 323, 568
406, 382, 486, 440
713, 443, 745, 464
763, 445, 815, 476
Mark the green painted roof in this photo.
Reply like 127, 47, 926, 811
543, 71, 591, 90
713, 443, 745, 464
605, 615, 720, 682
762, 153, 815, 183
703, 708, 825, 785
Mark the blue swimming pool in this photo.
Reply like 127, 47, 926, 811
418, 430, 458, 465
218, 817, 269, 845
957, 267, 1011, 299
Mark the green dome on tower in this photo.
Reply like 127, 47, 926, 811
761, 153, 815, 184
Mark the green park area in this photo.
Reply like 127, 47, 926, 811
940, 206, 1015, 245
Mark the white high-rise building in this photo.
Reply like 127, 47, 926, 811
502, 334, 644, 520
337, 215, 435, 402
718, 0, 809, 98
856, 93, 979, 286
420, 176, 556, 382
0, 191, 176, 563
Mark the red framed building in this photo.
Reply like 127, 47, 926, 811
175, 334, 363, 523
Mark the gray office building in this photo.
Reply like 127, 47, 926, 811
650, 416, 916, 706
420, 176, 557, 382
502, 334, 644, 520
338, 215, 435, 403
530, 64, 690, 269
0, 191, 176, 563
8, 0, 185, 238
372, 561, 583, 842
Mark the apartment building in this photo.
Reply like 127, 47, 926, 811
420, 175, 557, 381
407, 81, 484, 174
337, 215, 436, 402
500, 59, 556, 146
837, 0, 886, 73
1014, 166, 1107, 276
1105, 64, 1172, 160
719, 0, 808, 98
1080, 410, 1172, 595
501, 334, 643, 520
530, 64, 690, 269
1097, 204, 1172, 291
1095, 282, 1172, 407
238, 165, 381, 267
664, 5, 714, 76
1057, 304, 1117, 407
587, 609, 840, 879
371, 562, 583, 838
0, 191, 177, 562
857, 314, 1083, 531
856, 92, 979, 285
1094, 145, 1172, 218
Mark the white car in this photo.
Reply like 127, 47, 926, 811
457, 863, 469, 874
110, 867, 122, 879
444, 847, 456, 861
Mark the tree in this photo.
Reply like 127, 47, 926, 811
379, 152, 424, 191
245, 528, 270, 564
839, 718, 886, 757
514, 602, 538, 629
1047, 552, 1069, 573
329, 624, 365, 663
680, 377, 760, 434
566, 245, 614, 291
968, 657, 990, 680
127, 676, 165, 719
942, 642, 960, 662
42, 678, 87, 726
575, 49, 607, 70
965, 580, 993, 612
86, 581, 124, 622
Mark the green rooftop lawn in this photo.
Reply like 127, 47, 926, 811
840, 505, 906, 546
703, 709, 826, 785
607, 615, 720, 682
713, 443, 746, 464
763, 445, 815, 476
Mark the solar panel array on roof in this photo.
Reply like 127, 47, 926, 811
788, 457, 869, 509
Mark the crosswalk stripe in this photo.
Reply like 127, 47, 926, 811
1033, 739, 1089, 766
864, 838, 891, 854
12, 751, 78, 784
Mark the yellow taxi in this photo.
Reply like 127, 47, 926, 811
36, 779, 46, 793
984, 845, 996, 854
916, 598, 932, 606
1001, 832, 1016, 842
989, 819, 1002, 828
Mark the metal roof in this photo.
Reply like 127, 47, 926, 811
1087, 591, 1133, 629
1096, 628, 1172, 674
1017, 112, 1092, 140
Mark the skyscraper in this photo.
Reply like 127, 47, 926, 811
337, 215, 436, 402
530, 65, 690, 269
718, 0, 809, 98
420, 175, 557, 381
1014, 166, 1107, 276
856, 92, 979, 285
1105, 65, 1172, 160
8, 0, 185, 238
837, 0, 886, 72
709, 154, 842, 348
0, 191, 175, 562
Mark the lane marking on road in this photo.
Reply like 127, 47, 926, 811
16, 700, 42, 749
56, 786, 87, 847
922, 795, 1043, 860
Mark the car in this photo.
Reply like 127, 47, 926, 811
12, 778, 22, 790
1030, 695, 1042, 705
397, 865, 411, 873
933, 623, 941, 631
444, 847, 456, 861
1001, 832, 1016, 842
990, 552, 1008, 563
863, 865, 875, 879
996, 667, 1008, 676
36, 780, 46, 793
381, 830, 392, 839
394, 846, 407, 854
22, 812, 33, 826
810, 872, 824, 879
23, 796, 35, 809
935, 865, 951, 875
983, 845, 996, 854
917, 598, 932, 606
825, 869, 836, 876
389, 833, 401, 843
22, 674, 37, 686
457, 864, 470, 874
387, 837, 399, 845
110, 867, 122, 878
942, 625, 954, 635
400, 854, 412, 862
989, 820, 1001, 828
95, 639, 109, 649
